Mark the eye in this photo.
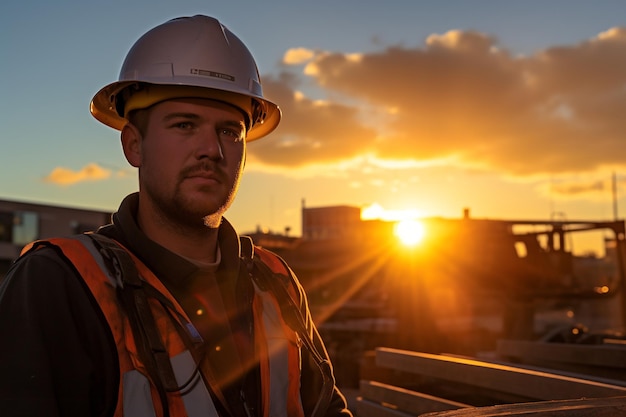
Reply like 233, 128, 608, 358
174, 121, 194, 130
166, 120, 195, 131
219, 127, 245, 142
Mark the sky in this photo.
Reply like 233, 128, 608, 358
3, 0, 626, 253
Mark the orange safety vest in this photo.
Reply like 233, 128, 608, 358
22, 234, 306, 417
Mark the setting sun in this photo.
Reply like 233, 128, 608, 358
394, 219, 426, 246
361, 203, 427, 246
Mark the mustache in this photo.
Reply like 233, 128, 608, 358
179, 161, 224, 181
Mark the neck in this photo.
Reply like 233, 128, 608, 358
137, 199, 221, 264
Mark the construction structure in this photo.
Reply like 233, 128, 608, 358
0, 198, 111, 280
253, 204, 626, 415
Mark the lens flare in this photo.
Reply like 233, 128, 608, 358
394, 219, 425, 246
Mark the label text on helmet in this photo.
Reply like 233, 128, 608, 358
190, 68, 235, 82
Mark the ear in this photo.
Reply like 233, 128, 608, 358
121, 123, 142, 168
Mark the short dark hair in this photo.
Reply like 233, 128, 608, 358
126, 107, 151, 137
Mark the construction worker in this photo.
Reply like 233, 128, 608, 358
0, 15, 353, 417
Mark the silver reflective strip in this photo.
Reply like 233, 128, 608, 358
254, 282, 292, 417
123, 370, 157, 417
121, 352, 220, 417
171, 350, 220, 417
75, 234, 119, 287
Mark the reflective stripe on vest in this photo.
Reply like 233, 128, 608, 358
23, 235, 305, 417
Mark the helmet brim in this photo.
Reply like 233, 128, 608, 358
90, 80, 281, 141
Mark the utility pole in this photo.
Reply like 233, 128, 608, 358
613, 172, 619, 220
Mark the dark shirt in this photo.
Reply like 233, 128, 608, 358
0, 237, 119, 416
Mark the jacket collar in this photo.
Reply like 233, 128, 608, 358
98, 192, 243, 289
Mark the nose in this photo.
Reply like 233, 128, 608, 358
196, 129, 224, 161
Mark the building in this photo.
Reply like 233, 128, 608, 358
0, 198, 111, 279
301, 204, 363, 240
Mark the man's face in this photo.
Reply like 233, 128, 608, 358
128, 98, 247, 228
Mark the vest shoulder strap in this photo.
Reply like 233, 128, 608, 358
239, 236, 336, 417
239, 235, 300, 304
88, 233, 140, 288
87, 233, 176, 417
239, 236, 318, 348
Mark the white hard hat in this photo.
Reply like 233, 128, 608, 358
90, 15, 281, 141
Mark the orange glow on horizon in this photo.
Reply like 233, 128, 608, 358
361, 203, 423, 222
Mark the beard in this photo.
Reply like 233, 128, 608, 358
141, 161, 242, 231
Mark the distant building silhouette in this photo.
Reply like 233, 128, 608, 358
301, 204, 363, 240
0, 198, 111, 280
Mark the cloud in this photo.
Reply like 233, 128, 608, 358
249, 72, 379, 167
550, 180, 606, 196
252, 27, 626, 180
283, 47, 315, 65
43, 163, 111, 186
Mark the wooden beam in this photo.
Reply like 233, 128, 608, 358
420, 396, 626, 416
375, 347, 626, 401
356, 399, 415, 417
497, 339, 626, 370
359, 380, 469, 415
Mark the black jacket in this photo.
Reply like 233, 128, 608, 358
0, 193, 352, 417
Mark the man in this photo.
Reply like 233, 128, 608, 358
0, 15, 353, 417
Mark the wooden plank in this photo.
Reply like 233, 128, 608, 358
356, 398, 415, 417
496, 339, 626, 381
375, 347, 626, 401
420, 395, 626, 416
359, 380, 469, 415
497, 339, 626, 370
